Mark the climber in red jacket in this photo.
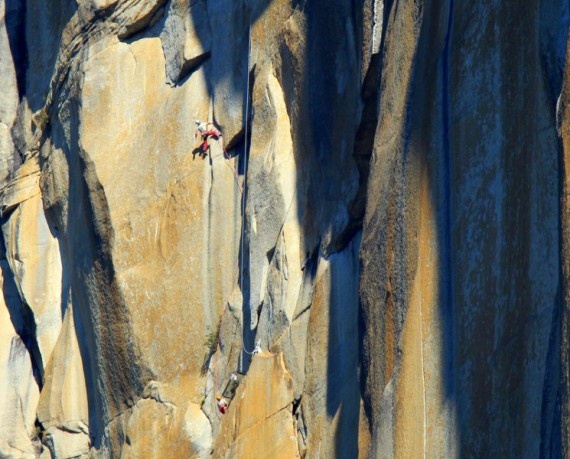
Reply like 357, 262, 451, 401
216, 395, 228, 414
194, 120, 224, 159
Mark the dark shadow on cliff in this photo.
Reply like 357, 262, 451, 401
0, 254, 44, 389
324, 235, 362, 458
355, 0, 393, 442
6, 0, 78, 113
4, 0, 28, 101
286, 0, 367, 456
358, 0, 567, 456
41, 93, 153, 448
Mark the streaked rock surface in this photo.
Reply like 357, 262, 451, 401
2, 0, 570, 457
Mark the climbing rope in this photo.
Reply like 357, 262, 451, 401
242, 339, 261, 355
210, 14, 254, 404
239, 18, 251, 289
238, 15, 255, 367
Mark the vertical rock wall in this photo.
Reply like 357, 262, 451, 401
3, 0, 570, 457
360, 0, 568, 457
0, 0, 369, 457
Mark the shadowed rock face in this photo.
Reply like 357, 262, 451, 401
1, 0, 570, 457
360, 0, 568, 457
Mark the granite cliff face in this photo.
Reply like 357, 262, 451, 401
361, 1, 567, 457
1, 0, 570, 457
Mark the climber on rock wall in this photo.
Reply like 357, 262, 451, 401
194, 120, 224, 159
216, 395, 228, 414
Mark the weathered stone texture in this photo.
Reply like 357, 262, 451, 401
361, 0, 565, 457
213, 352, 298, 458
37, 304, 89, 458
0, 263, 40, 458
5, 0, 570, 458
2, 158, 63, 375
161, 0, 211, 86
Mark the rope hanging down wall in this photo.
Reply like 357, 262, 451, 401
211, 13, 256, 407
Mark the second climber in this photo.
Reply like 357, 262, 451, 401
216, 395, 228, 414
